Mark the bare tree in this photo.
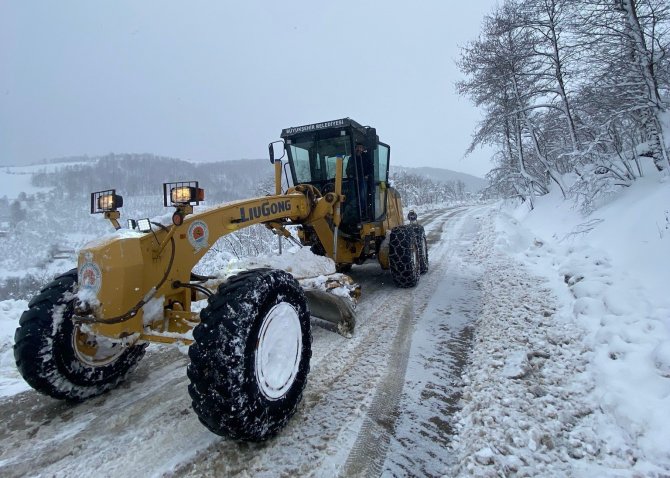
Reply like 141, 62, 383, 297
458, 0, 670, 209
575, 0, 670, 171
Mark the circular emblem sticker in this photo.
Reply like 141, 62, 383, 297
79, 261, 102, 295
188, 220, 209, 252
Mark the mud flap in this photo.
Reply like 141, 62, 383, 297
299, 274, 360, 338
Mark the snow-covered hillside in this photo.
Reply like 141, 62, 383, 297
0, 165, 60, 200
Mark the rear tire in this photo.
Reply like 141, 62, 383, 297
411, 224, 429, 274
13, 269, 147, 401
389, 225, 420, 288
187, 268, 312, 441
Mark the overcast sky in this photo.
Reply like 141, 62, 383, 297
1, 1, 497, 177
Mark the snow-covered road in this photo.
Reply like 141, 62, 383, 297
2, 195, 669, 477
0, 205, 490, 477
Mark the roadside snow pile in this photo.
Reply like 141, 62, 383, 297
451, 171, 670, 476
515, 172, 670, 475
450, 215, 597, 476
509, 217, 669, 476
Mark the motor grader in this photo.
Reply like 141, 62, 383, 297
14, 118, 428, 441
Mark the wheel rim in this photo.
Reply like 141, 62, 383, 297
255, 302, 303, 400
71, 323, 130, 367
64, 281, 139, 366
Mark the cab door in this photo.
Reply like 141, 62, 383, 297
373, 142, 390, 220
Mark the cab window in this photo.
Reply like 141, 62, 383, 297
288, 135, 352, 184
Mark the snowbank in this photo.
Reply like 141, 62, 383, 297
457, 170, 670, 475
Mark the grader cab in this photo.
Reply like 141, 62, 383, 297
14, 118, 428, 441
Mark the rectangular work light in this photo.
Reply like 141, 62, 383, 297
91, 190, 123, 214
137, 218, 152, 232
163, 181, 204, 206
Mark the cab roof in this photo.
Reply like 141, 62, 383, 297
280, 118, 367, 139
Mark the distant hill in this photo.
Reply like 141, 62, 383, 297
392, 165, 487, 193
3, 154, 488, 204
3, 154, 274, 203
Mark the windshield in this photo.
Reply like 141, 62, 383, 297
288, 135, 352, 184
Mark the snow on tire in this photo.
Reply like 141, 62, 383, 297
187, 268, 312, 441
13, 269, 147, 401
411, 224, 429, 274
389, 225, 421, 288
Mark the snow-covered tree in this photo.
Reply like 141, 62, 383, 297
575, 0, 670, 172
458, 0, 670, 209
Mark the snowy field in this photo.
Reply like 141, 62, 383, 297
0, 173, 669, 475
0, 162, 91, 200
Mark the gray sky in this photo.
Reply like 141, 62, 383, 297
1, 1, 496, 177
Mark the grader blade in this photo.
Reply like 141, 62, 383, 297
298, 273, 360, 338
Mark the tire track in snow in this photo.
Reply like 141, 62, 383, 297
338, 297, 415, 477
340, 206, 483, 477
381, 205, 488, 477
0, 348, 217, 478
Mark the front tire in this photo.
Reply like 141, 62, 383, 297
389, 225, 421, 288
187, 268, 312, 441
13, 269, 147, 401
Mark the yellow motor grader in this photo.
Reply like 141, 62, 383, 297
14, 118, 428, 441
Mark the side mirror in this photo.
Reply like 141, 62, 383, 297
269, 140, 285, 164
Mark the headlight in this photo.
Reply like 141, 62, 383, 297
98, 194, 118, 210
91, 190, 123, 214
163, 181, 204, 206
171, 186, 197, 204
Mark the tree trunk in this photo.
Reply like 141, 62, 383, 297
511, 74, 566, 197
619, 0, 670, 172
547, 0, 580, 156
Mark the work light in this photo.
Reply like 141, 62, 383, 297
163, 181, 204, 206
91, 190, 123, 214
137, 218, 152, 232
